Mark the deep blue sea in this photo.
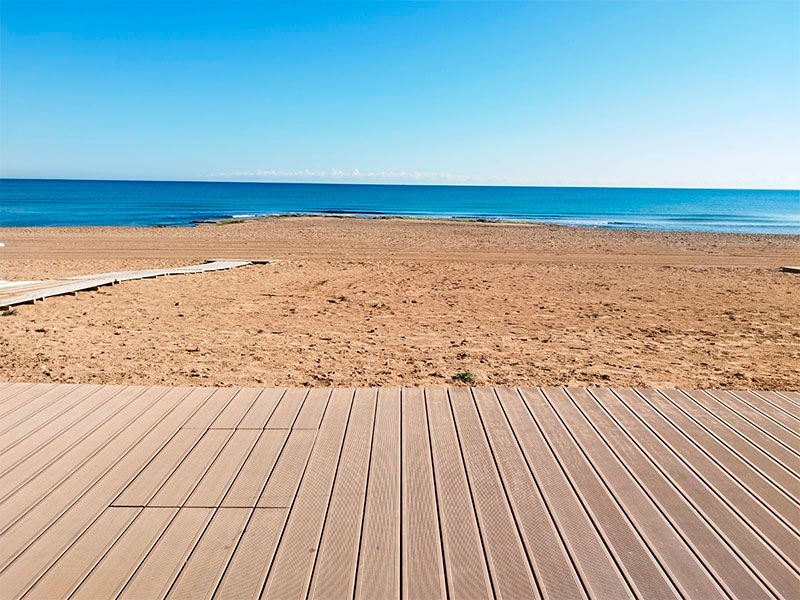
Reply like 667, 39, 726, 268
1, 179, 798, 233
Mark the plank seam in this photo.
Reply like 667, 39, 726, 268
349, 389, 380, 600
446, 387, 498, 599
424, 388, 452, 600
0, 386, 204, 573
731, 391, 800, 432
519, 388, 642, 600
471, 388, 545, 600
496, 388, 592, 600
749, 391, 800, 424
663, 390, 800, 514
623, 390, 800, 574
554, 388, 688, 600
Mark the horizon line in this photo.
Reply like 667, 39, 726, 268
1, 177, 798, 193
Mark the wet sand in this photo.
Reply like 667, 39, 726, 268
1, 217, 798, 389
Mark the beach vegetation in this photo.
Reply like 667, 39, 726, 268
453, 370, 476, 385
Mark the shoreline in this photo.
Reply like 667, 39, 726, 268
3, 212, 800, 239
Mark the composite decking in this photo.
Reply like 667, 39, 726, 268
0, 383, 797, 599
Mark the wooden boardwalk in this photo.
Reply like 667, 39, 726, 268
0, 383, 797, 599
0, 260, 275, 309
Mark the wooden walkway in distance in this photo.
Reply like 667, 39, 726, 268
0, 383, 797, 599
0, 260, 275, 309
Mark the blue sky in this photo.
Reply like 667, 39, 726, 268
1, 0, 798, 188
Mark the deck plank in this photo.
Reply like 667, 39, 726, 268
221, 430, 288, 507
256, 429, 316, 507
400, 387, 447, 600
148, 430, 233, 506
185, 430, 260, 507
733, 391, 800, 431
210, 388, 264, 429
181, 388, 239, 429
0, 385, 111, 451
265, 388, 308, 429
778, 391, 800, 406
473, 387, 586, 600
684, 389, 799, 473
117, 507, 214, 600
615, 389, 800, 566
292, 387, 332, 429
214, 508, 287, 600
706, 390, 800, 454
0, 388, 214, 597
651, 389, 800, 527
261, 388, 353, 599
587, 388, 772, 600
0, 387, 175, 518
539, 387, 688, 600
237, 388, 285, 429
308, 388, 376, 600
0, 384, 70, 420
70, 507, 177, 600
0, 383, 37, 404
507, 387, 634, 600
22, 507, 140, 600
0, 387, 194, 540
166, 507, 250, 599
113, 429, 207, 507
0, 384, 96, 434
449, 387, 538, 599
0, 385, 148, 482
355, 387, 402, 600
605, 388, 796, 599
426, 386, 493, 599
0, 383, 795, 600
750, 391, 800, 422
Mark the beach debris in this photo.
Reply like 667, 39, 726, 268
779, 266, 800, 273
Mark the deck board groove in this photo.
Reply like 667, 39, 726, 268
706, 390, 800, 454
449, 387, 538, 599
0, 382, 795, 600
513, 387, 636, 599
684, 390, 800, 474
545, 387, 690, 600
744, 391, 800, 426
604, 389, 797, 599
652, 390, 800, 526
0, 386, 149, 481
587, 388, 773, 600
0, 387, 175, 512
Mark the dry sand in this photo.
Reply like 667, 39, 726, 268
1, 216, 798, 389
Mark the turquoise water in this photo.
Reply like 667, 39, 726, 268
0, 179, 797, 233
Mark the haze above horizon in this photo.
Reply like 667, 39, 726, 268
1, 1, 798, 189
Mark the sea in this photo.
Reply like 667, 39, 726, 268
0, 179, 798, 234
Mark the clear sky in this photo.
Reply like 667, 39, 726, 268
1, 1, 798, 189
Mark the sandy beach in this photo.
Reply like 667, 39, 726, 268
1, 216, 798, 389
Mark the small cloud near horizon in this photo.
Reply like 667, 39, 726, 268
209, 168, 516, 185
